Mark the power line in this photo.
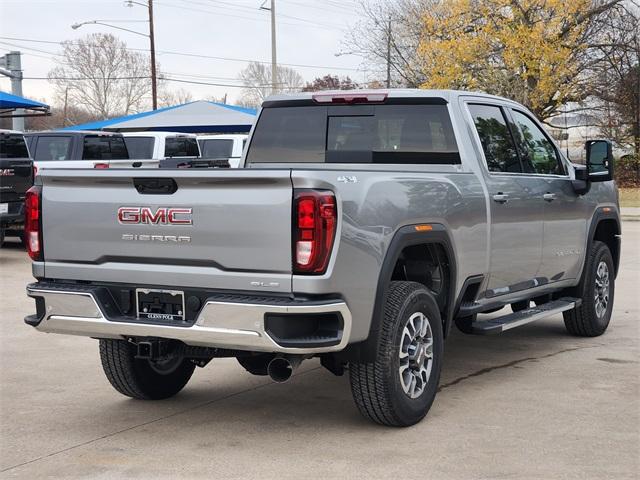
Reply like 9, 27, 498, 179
0, 36, 361, 71
23, 75, 300, 90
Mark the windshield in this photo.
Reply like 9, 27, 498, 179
0, 134, 29, 159
246, 104, 459, 164
199, 139, 234, 159
123, 137, 155, 159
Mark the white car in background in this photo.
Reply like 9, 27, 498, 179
197, 134, 247, 168
24, 130, 157, 172
122, 132, 201, 164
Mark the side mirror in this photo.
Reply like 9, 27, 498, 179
586, 140, 614, 182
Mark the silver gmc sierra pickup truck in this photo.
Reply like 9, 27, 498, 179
25, 90, 620, 427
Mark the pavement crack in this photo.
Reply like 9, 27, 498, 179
438, 344, 602, 392
1, 366, 322, 474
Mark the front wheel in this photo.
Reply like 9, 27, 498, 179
349, 281, 443, 427
99, 339, 195, 399
563, 241, 615, 337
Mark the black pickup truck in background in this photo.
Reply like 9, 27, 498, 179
0, 130, 33, 246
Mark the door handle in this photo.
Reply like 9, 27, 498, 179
492, 193, 509, 203
543, 193, 556, 202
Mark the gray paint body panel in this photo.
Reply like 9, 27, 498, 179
32, 89, 620, 350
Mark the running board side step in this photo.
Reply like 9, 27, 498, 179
470, 297, 581, 335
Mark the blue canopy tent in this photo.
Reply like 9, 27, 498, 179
63, 101, 257, 133
0, 91, 50, 118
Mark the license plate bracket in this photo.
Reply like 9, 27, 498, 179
136, 288, 185, 322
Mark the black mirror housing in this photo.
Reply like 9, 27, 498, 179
586, 140, 614, 182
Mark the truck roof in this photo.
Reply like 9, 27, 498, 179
121, 131, 197, 139
24, 130, 124, 137
264, 88, 518, 105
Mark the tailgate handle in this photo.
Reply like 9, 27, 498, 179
133, 178, 178, 195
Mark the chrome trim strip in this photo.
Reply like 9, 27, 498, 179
27, 287, 352, 354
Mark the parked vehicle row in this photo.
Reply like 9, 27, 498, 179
0, 130, 33, 246
0, 129, 248, 246
23, 89, 620, 427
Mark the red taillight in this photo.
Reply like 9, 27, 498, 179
312, 91, 387, 104
293, 190, 336, 274
93, 163, 109, 169
25, 186, 42, 261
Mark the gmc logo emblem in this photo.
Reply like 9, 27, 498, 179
0, 169, 15, 176
118, 207, 193, 225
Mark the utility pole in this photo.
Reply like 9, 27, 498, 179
386, 18, 391, 88
0, 51, 24, 130
270, 0, 277, 94
260, 0, 277, 94
148, 0, 158, 110
63, 87, 69, 127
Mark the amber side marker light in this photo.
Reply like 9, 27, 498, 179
414, 224, 433, 232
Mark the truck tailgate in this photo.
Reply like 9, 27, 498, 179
0, 159, 32, 203
39, 169, 293, 293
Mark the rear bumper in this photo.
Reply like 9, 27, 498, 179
25, 283, 352, 354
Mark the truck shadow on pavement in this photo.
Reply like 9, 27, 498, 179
98, 318, 607, 430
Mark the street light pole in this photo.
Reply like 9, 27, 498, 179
147, 0, 157, 110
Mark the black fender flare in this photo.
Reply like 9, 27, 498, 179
582, 207, 621, 279
344, 223, 457, 363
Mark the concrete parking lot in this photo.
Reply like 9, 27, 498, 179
1, 224, 638, 479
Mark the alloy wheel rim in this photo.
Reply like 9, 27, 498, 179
399, 311, 434, 399
594, 261, 610, 319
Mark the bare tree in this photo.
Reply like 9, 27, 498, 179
238, 62, 303, 107
590, 2, 640, 153
344, 0, 430, 87
48, 33, 152, 119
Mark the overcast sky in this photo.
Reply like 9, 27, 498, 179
0, 0, 366, 107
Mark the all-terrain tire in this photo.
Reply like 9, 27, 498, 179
563, 241, 615, 337
99, 339, 195, 400
349, 281, 443, 427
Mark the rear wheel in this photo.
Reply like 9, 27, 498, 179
563, 241, 615, 337
99, 339, 195, 400
349, 281, 443, 427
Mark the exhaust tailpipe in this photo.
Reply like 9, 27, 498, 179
267, 355, 303, 383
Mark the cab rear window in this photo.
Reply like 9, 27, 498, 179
83, 136, 128, 160
0, 134, 29, 158
165, 137, 200, 158
246, 104, 459, 164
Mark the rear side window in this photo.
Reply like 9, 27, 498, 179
83, 136, 129, 160
165, 137, 200, 157
468, 104, 521, 173
34, 136, 72, 161
199, 139, 233, 159
0, 134, 29, 158
124, 137, 155, 159
510, 110, 563, 175
246, 104, 459, 164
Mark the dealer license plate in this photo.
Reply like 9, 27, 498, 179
136, 288, 185, 322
